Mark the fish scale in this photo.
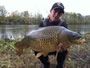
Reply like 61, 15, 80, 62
30, 35, 58, 53
15, 26, 85, 57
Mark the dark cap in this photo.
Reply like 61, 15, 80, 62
51, 2, 64, 13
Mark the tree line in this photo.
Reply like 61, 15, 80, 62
0, 6, 90, 25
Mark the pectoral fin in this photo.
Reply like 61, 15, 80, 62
43, 53, 48, 57
35, 52, 43, 58
35, 52, 48, 58
67, 50, 71, 56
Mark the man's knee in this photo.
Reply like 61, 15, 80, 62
56, 50, 68, 68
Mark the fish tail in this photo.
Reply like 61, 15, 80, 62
15, 41, 23, 56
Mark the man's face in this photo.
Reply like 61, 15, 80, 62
50, 8, 63, 21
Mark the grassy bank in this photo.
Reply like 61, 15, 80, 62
0, 34, 90, 68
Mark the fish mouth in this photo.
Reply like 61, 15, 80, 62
73, 38, 86, 44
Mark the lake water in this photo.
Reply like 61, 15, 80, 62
0, 24, 90, 40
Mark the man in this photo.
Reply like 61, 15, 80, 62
35, 2, 68, 68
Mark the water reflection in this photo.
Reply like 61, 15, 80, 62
0, 25, 38, 40
68, 24, 90, 34
0, 24, 89, 40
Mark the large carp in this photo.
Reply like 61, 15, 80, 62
15, 26, 85, 57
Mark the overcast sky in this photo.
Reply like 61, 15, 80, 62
0, 0, 90, 17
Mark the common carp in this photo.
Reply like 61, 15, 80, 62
15, 26, 85, 57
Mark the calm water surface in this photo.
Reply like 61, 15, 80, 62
0, 24, 90, 40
